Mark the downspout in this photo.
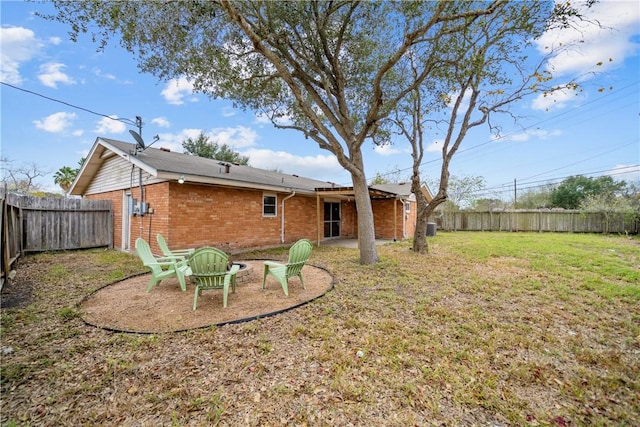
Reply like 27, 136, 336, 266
281, 191, 296, 243
138, 167, 144, 239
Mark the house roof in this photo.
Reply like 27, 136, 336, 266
71, 137, 430, 200
371, 183, 414, 197
375, 182, 434, 202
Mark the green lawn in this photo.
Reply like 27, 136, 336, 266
1, 232, 638, 425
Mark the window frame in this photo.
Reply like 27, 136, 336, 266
263, 193, 277, 217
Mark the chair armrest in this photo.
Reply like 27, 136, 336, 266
148, 259, 181, 267
170, 249, 194, 256
264, 261, 284, 268
155, 255, 186, 263
228, 264, 240, 275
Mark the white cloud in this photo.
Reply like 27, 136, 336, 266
426, 141, 442, 153
72, 129, 84, 137
501, 128, 562, 142
254, 111, 293, 126
93, 67, 116, 80
38, 62, 76, 88
373, 143, 403, 156
154, 126, 258, 153
531, 86, 583, 111
161, 77, 197, 105
49, 36, 62, 45
446, 87, 473, 111
154, 128, 209, 153
222, 107, 237, 118
0, 26, 42, 84
94, 116, 127, 134
536, 2, 640, 78
151, 117, 171, 128
33, 112, 76, 133
244, 148, 345, 182
210, 126, 258, 148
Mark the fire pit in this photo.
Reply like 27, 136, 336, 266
231, 262, 253, 284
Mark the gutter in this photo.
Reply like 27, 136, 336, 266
281, 191, 296, 243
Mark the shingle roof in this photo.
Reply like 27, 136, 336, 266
102, 138, 335, 193
371, 183, 414, 197
72, 137, 424, 198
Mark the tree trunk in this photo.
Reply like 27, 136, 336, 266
352, 172, 379, 265
411, 177, 429, 254
413, 202, 428, 254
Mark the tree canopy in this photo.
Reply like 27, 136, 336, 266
550, 175, 626, 209
44, 1, 591, 263
182, 131, 249, 165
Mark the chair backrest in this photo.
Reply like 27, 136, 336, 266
135, 238, 162, 275
156, 234, 172, 257
188, 247, 230, 289
285, 239, 313, 277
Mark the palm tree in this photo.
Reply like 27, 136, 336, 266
53, 166, 77, 195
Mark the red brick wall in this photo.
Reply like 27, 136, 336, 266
341, 200, 357, 238
371, 199, 417, 240
87, 183, 416, 252
160, 183, 321, 252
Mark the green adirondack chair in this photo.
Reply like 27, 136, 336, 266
189, 247, 240, 309
262, 239, 313, 296
135, 237, 188, 292
156, 233, 194, 261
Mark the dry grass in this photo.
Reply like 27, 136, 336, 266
1, 232, 639, 426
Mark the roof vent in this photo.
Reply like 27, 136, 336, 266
217, 161, 231, 173
160, 147, 171, 152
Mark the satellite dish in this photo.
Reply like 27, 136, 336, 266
129, 130, 145, 150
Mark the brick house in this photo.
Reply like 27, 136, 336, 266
70, 138, 431, 254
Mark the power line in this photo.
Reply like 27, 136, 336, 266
1, 81, 140, 126
508, 140, 639, 184
472, 165, 639, 199
367, 80, 639, 184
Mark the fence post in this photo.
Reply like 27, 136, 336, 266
1, 190, 8, 288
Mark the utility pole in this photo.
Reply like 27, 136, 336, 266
514, 178, 517, 209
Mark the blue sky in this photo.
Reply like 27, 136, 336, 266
1, 1, 639, 198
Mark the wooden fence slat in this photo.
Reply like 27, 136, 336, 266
0, 193, 113, 278
436, 210, 639, 234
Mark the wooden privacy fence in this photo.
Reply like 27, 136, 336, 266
1, 191, 113, 288
436, 210, 639, 234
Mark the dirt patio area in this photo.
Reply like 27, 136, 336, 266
80, 260, 333, 333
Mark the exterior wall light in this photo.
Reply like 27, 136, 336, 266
178, 175, 185, 184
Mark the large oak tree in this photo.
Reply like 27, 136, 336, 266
45, 1, 588, 263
